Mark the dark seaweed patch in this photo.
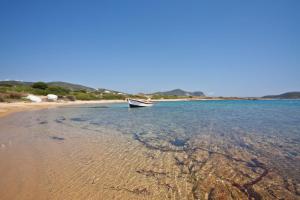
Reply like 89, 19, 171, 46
133, 130, 271, 199
208, 188, 216, 200
288, 151, 298, 157
55, 117, 66, 123
70, 117, 87, 122
89, 122, 101, 125
50, 136, 65, 141
170, 138, 187, 147
65, 106, 109, 109
232, 158, 269, 200
85, 106, 109, 109
106, 185, 150, 196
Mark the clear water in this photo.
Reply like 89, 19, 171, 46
6, 99, 299, 198
53, 100, 300, 183
62, 100, 300, 139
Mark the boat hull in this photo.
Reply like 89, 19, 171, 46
128, 99, 153, 107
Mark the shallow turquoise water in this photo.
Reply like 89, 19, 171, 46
3, 99, 299, 196
64, 100, 300, 139
57, 99, 300, 182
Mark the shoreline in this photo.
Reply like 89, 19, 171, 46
0, 98, 293, 118
0, 98, 200, 118
0, 100, 126, 118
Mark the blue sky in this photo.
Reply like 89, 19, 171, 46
0, 0, 299, 96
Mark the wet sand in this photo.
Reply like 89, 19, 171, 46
0, 100, 126, 118
0, 110, 166, 200
0, 98, 227, 118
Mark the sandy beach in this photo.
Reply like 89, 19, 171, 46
0, 98, 203, 118
0, 100, 126, 118
0, 108, 158, 200
0, 101, 197, 200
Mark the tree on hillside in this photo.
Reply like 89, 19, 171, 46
32, 82, 48, 90
46, 86, 70, 95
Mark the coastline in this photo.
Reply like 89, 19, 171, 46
0, 98, 206, 118
0, 100, 126, 118
0, 97, 286, 118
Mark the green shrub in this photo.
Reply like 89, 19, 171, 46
32, 89, 48, 95
0, 87, 8, 93
0, 84, 13, 87
8, 92, 25, 99
14, 85, 32, 93
0, 92, 25, 102
0, 94, 6, 102
66, 95, 76, 101
74, 92, 99, 100
127, 95, 147, 99
101, 93, 125, 100
46, 86, 70, 96
32, 82, 48, 90
151, 94, 185, 99
78, 89, 87, 93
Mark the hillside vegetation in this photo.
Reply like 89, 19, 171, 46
0, 81, 128, 102
0, 81, 207, 102
152, 89, 205, 97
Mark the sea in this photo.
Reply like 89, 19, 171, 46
1, 100, 299, 199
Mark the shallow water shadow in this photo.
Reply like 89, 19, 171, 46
50, 136, 65, 141
170, 138, 187, 147
55, 117, 66, 123
70, 117, 88, 122
64, 106, 110, 109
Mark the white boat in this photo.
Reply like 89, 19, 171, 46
127, 99, 154, 107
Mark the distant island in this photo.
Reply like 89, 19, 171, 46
262, 92, 300, 99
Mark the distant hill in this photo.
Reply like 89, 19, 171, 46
0, 81, 206, 97
0, 80, 33, 86
153, 89, 205, 97
262, 92, 300, 99
0, 80, 96, 91
47, 81, 96, 91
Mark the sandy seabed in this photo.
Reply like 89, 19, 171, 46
0, 101, 192, 200
0, 101, 299, 200
0, 109, 172, 200
0, 100, 127, 118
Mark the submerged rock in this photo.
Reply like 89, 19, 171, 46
170, 138, 187, 147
